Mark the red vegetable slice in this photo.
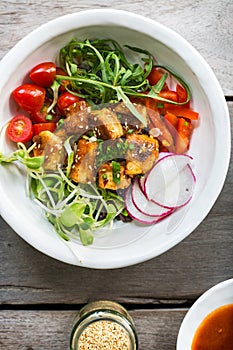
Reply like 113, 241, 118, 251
147, 66, 168, 90
57, 92, 85, 115
176, 118, 193, 154
30, 62, 56, 87
132, 178, 172, 217
124, 186, 163, 224
29, 98, 61, 123
6, 114, 33, 143
12, 84, 46, 114
176, 84, 190, 107
166, 105, 199, 120
33, 122, 56, 135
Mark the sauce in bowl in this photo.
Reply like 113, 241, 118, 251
191, 303, 233, 350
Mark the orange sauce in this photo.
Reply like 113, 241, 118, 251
191, 303, 233, 350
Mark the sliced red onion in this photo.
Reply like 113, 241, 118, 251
144, 153, 195, 208
124, 187, 164, 224
132, 178, 172, 217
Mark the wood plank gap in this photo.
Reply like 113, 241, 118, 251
225, 96, 233, 101
0, 300, 195, 311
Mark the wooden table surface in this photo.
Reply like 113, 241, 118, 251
0, 1, 232, 349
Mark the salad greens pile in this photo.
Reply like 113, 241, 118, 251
56, 38, 190, 126
0, 141, 126, 245
0, 38, 192, 246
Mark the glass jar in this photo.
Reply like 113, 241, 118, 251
70, 300, 138, 350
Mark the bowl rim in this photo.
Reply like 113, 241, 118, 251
0, 9, 231, 268
176, 278, 233, 349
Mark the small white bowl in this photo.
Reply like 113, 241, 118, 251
0, 10, 231, 268
177, 278, 233, 349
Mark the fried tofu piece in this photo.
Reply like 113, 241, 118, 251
125, 133, 159, 175
98, 162, 131, 190
33, 131, 66, 171
63, 109, 89, 136
113, 102, 148, 132
70, 139, 98, 183
63, 100, 88, 118
90, 108, 124, 140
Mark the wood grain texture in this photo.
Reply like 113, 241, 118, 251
0, 0, 232, 95
0, 309, 186, 350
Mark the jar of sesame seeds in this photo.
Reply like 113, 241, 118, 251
70, 300, 138, 350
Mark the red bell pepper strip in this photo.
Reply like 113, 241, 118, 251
166, 105, 199, 120
164, 112, 178, 139
33, 122, 57, 135
147, 66, 168, 90
176, 117, 193, 154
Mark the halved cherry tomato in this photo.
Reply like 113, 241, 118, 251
57, 92, 84, 115
176, 117, 193, 154
30, 98, 61, 123
33, 122, 56, 135
6, 114, 33, 143
12, 84, 45, 114
30, 62, 56, 87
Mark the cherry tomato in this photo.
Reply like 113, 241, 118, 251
30, 62, 56, 87
57, 92, 83, 114
30, 98, 61, 123
12, 84, 46, 114
33, 122, 57, 135
6, 114, 33, 143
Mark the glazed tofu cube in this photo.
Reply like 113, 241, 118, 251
90, 108, 124, 140
98, 162, 131, 190
113, 102, 148, 132
63, 109, 89, 136
62, 100, 88, 118
33, 130, 66, 171
70, 139, 98, 183
125, 133, 159, 175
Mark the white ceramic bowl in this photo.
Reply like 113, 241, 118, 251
0, 9, 230, 268
177, 278, 233, 349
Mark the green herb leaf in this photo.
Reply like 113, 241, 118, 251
112, 161, 121, 184
79, 227, 94, 246
59, 203, 86, 227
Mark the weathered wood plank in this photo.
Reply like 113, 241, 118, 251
0, 309, 186, 350
0, 0, 232, 95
